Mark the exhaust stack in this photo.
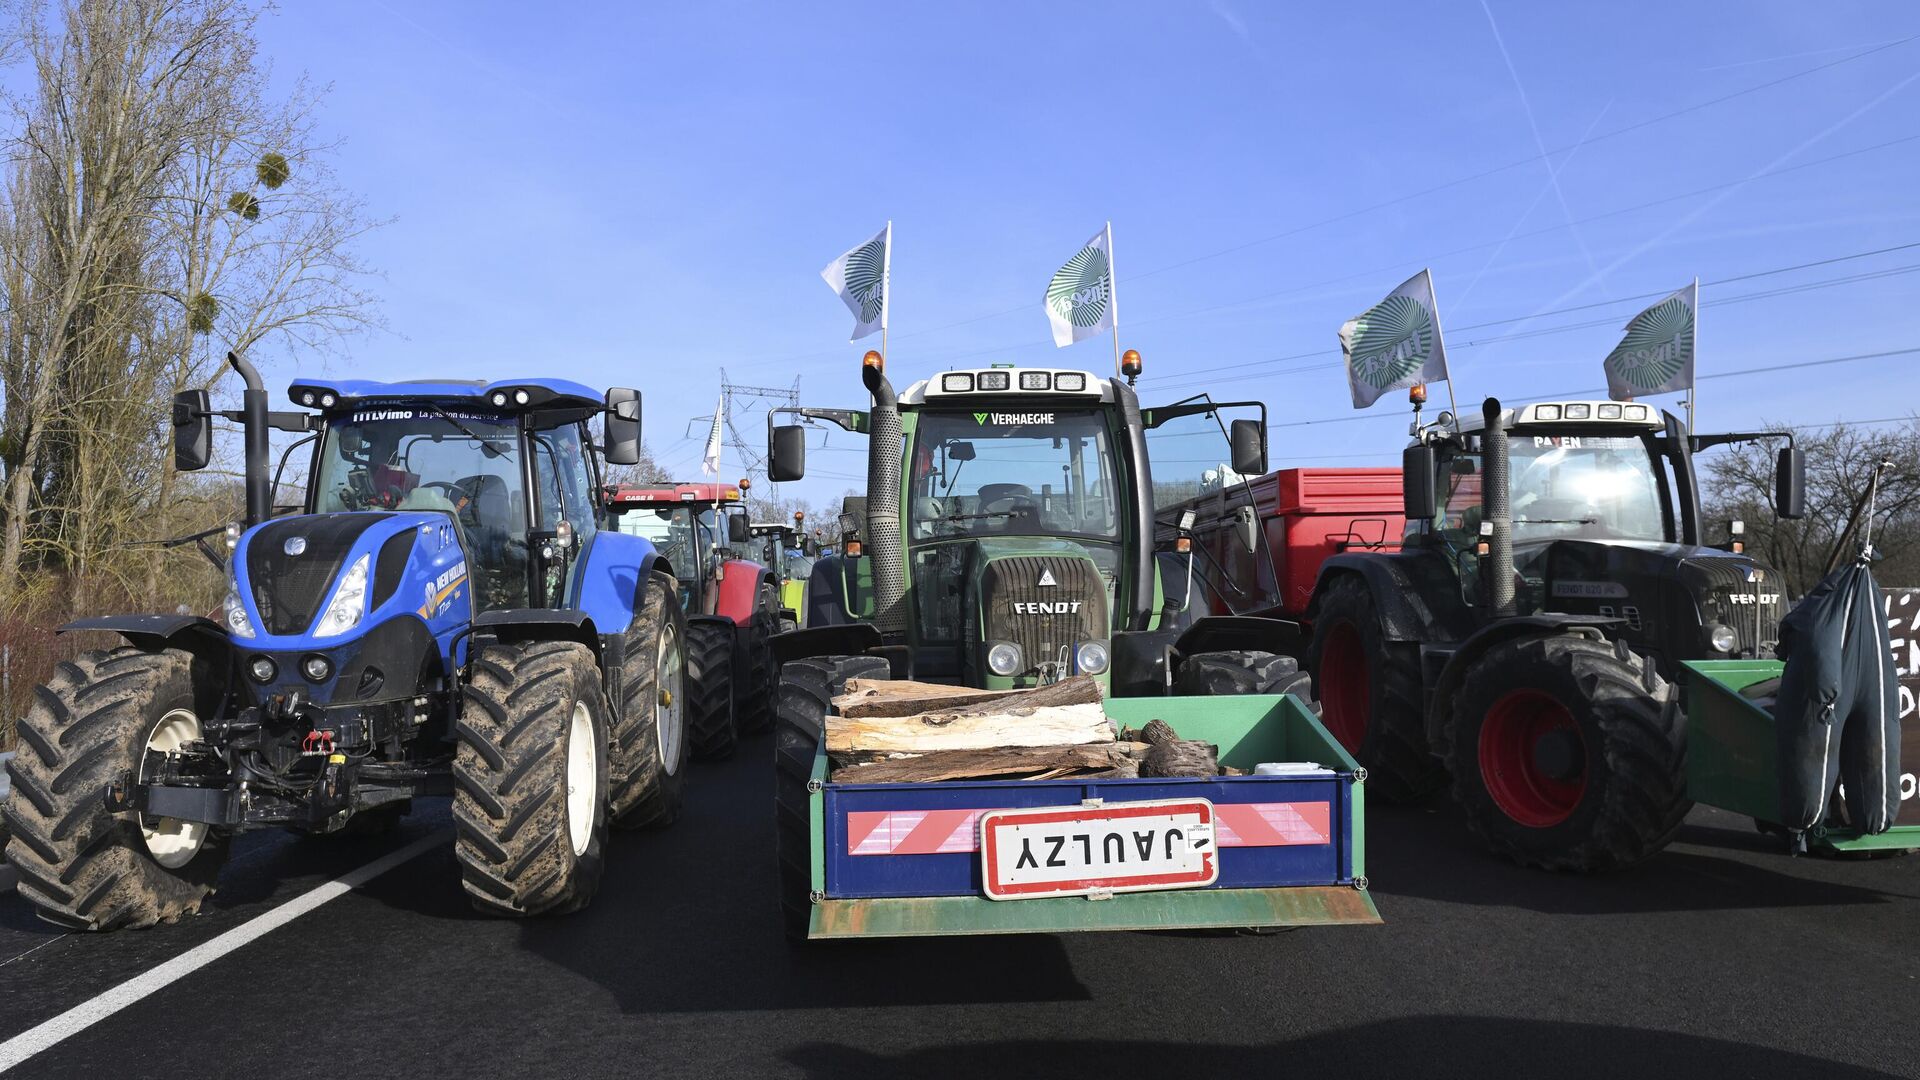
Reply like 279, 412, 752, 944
229, 351, 272, 527
862, 356, 906, 637
1481, 397, 1516, 617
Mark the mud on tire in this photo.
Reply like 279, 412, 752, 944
1439, 633, 1688, 873
686, 618, 737, 760
455, 640, 611, 917
609, 572, 689, 830
3, 647, 229, 930
774, 654, 889, 941
1307, 574, 1445, 802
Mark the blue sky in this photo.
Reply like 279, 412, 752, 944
254, 1, 1920, 498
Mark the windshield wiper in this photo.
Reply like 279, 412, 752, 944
422, 404, 507, 458
942, 509, 1029, 523
1516, 517, 1596, 525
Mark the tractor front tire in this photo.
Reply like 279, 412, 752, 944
1440, 634, 1688, 873
3, 647, 228, 930
455, 640, 611, 917
1307, 574, 1444, 802
734, 592, 779, 735
610, 573, 689, 830
1175, 651, 1316, 708
774, 654, 889, 941
686, 619, 737, 760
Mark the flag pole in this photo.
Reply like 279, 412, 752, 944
1106, 222, 1122, 377
1426, 268, 1461, 427
1684, 276, 1698, 433
881, 221, 892, 363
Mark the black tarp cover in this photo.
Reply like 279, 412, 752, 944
1773, 560, 1902, 833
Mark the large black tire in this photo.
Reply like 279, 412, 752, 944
1175, 651, 1317, 709
454, 640, 611, 917
686, 618, 737, 760
1439, 634, 1688, 873
3, 647, 229, 930
774, 654, 889, 941
610, 572, 689, 830
734, 586, 780, 735
1307, 574, 1445, 802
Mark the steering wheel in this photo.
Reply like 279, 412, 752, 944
419, 480, 480, 524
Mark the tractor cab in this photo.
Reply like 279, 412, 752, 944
606, 482, 749, 615
767, 351, 1276, 695
1402, 398, 1806, 671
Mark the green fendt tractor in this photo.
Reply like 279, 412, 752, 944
760, 351, 1374, 942
766, 350, 1301, 696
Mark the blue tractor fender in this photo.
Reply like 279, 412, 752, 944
568, 530, 673, 638
1423, 614, 1624, 748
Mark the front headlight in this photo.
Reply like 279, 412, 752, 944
313, 554, 371, 639
1709, 623, 1737, 654
986, 641, 1024, 677
223, 563, 256, 639
1075, 640, 1110, 675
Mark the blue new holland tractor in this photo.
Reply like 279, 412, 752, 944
2, 354, 690, 929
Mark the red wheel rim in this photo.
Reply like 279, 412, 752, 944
1477, 689, 1587, 828
1318, 621, 1369, 753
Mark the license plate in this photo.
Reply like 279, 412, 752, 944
979, 798, 1219, 901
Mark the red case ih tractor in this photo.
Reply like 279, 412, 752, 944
607, 482, 783, 758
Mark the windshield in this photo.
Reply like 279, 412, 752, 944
614, 504, 702, 585
312, 407, 529, 606
908, 408, 1120, 542
1435, 434, 1668, 545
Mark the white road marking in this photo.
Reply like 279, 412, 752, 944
0, 832, 441, 1075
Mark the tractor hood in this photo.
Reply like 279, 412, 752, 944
224, 511, 472, 704
963, 537, 1114, 685
1527, 537, 1785, 666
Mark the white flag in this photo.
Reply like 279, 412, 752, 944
820, 223, 890, 342
1604, 281, 1697, 400
700, 394, 723, 477
1045, 223, 1116, 349
1339, 269, 1451, 409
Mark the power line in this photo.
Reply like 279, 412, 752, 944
1249, 347, 1920, 433
1140, 241, 1920, 394
919, 133, 1920, 371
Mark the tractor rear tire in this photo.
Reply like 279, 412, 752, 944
1176, 651, 1316, 709
775, 654, 889, 941
455, 640, 611, 917
734, 595, 779, 735
686, 619, 737, 760
1440, 634, 1688, 873
609, 572, 688, 830
3, 647, 228, 930
1307, 574, 1445, 802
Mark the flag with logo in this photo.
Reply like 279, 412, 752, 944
1045, 223, 1116, 348
1603, 281, 1697, 400
820, 223, 890, 341
700, 393, 724, 476
1339, 269, 1451, 409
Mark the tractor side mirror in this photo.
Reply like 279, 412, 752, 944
173, 389, 212, 472
603, 388, 642, 466
769, 424, 807, 482
1402, 445, 1437, 519
1775, 447, 1806, 519
1229, 419, 1266, 477
727, 511, 750, 545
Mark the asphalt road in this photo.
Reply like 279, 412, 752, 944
3, 738, 1917, 1080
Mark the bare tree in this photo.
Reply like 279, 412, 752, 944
0, 0, 381, 613
1701, 419, 1920, 597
